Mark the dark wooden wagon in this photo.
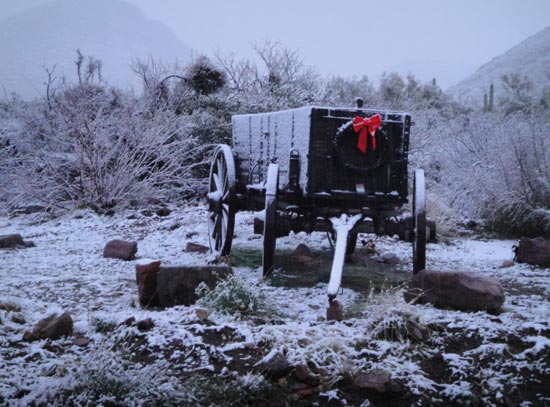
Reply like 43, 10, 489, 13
207, 100, 433, 303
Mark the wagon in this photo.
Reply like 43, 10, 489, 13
207, 99, 433, 305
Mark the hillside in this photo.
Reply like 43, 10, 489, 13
448, 26, 550, 107
0, 0, 194, 99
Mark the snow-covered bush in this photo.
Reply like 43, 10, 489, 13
1, 56, 208, 210
196, 274, 277, 318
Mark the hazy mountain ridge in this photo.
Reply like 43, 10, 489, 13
448, 26, 550, 107
0, 0, 194, 99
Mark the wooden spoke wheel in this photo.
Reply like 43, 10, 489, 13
207, 144, 236, 256
412, 169, 426, 273
263, 163, 279, 277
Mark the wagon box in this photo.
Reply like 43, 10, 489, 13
207, 101, 432, 309
231, 106, 411, 206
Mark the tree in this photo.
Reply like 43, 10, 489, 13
499, 72, 533, 115
378, 72, 405, 108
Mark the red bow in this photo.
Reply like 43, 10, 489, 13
352, 114, 382, 153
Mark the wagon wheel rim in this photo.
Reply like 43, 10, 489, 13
207, 144, 236, 256
263, 163, 279, 277
412, 169, 426, 273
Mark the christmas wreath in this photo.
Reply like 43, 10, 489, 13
332, 114, 384, 174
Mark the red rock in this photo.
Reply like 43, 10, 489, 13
23, 312, 73, 341
184, 242, 209, 253
103, 239, 137, 260
135, 261, 161, 307
515, 237, 550, 267
73, 337, 90, 347
404, 269, 505, 313
326, 300, 343, 321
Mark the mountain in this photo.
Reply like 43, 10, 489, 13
0, 0, 194, 99
448, 26, 550, 107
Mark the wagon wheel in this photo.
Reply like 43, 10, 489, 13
412, 169, 426, 273
207, 144, 236, 256
263, 163, 279, 277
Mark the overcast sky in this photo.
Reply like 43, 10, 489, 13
126, 0, 550, 89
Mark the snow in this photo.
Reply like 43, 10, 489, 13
327, 214, 363, 297
1, 205, 549, 405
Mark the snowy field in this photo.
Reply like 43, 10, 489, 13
1, 205, 549, 406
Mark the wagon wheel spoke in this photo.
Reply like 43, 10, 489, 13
207, 145, 236, 256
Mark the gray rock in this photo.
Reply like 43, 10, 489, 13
0, 234, 23, 248
156, 265, 232, 307
515, 237, 550, 268
261, 352, 292, 380
353, 369, 391, 393
404, 269, 505, 313
103, 239, 137, 260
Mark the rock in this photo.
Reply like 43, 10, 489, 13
156, 265, 233, 307
155, 207, 171, 217
0, 301, 21, 312
0, 234, 24, 249
292, 244, 313, 257
404, 269, 505, 313
136, 318, 154, 332
353, 369, 391, 393
73, 337, 90, 347
499, 260, 515, 269
294, 364, 313, 382
184, 242, 210, 254
103, 239, 138, 261
378, 252, 399, 264
326, 300, 343, 321
23, 312, 73, 341
11, 314, 26, 324
262, 352, 292, 380
515, 237, 550, 268
195, 308, 211, 321
290, 244, 317, 267
120, 316, 136, 327
135, 260, 161, 307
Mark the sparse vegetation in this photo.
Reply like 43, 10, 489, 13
196, 274, 278, 318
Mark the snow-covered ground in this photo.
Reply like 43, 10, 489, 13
0, 205, 549, 406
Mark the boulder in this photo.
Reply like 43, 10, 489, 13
135, 260, 161, 307
23, 312, 73, 341
515, 237, 550, 268
103, 239, 137, 260
156, 265, 232, 307
404, 269, 504, 313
